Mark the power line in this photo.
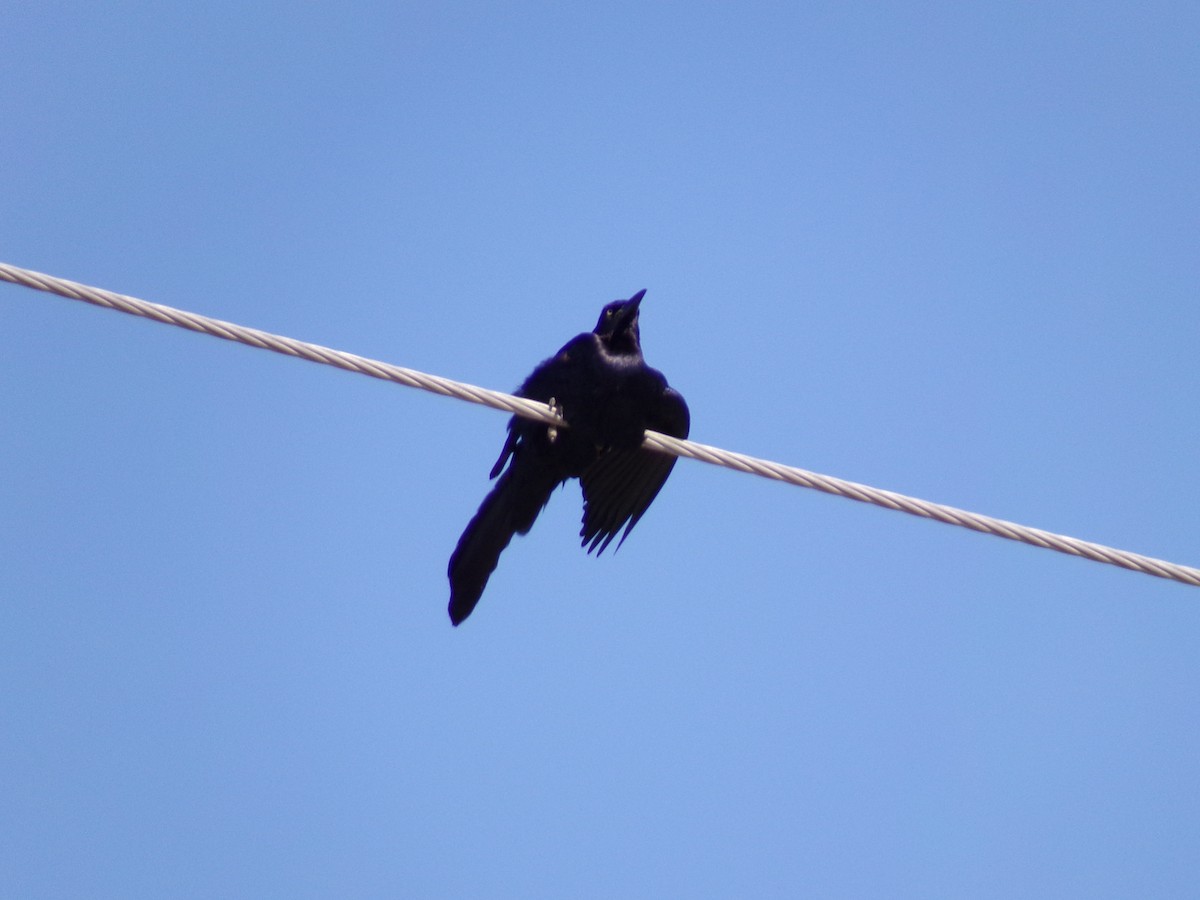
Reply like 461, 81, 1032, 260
4, 260, 1198, 590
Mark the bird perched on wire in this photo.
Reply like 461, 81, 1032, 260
447, 289, 690, 625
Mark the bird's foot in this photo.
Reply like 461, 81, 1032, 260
547, 397, 562, 443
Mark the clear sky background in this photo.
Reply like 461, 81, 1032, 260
3, 3, 1198, 897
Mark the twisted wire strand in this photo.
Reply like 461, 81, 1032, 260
4, 260, 1198, 590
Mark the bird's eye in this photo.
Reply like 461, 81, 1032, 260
605, 309, 614, 318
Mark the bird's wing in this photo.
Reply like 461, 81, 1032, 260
516, 333, 598, 403
579, 386, 690, 555
489, 333, 599, 479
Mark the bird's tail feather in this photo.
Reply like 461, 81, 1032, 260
447, 461, 560, 625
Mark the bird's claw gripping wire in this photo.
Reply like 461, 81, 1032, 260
546, 397, 562, 443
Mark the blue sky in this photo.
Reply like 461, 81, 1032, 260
3, 3, 1199, 897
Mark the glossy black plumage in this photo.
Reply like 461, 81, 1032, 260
447, 290, 690, 625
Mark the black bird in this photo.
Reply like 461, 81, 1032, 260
448, 289, 690, 625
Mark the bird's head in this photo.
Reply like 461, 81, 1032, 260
593, 289, 645, 349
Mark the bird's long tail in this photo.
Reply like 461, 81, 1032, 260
447, 460, 561, 625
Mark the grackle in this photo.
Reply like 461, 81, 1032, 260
448, 289, 690, 625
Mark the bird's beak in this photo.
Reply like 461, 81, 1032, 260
613, 290, 644, 331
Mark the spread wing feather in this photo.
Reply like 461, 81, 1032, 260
579, 386, 690, 555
